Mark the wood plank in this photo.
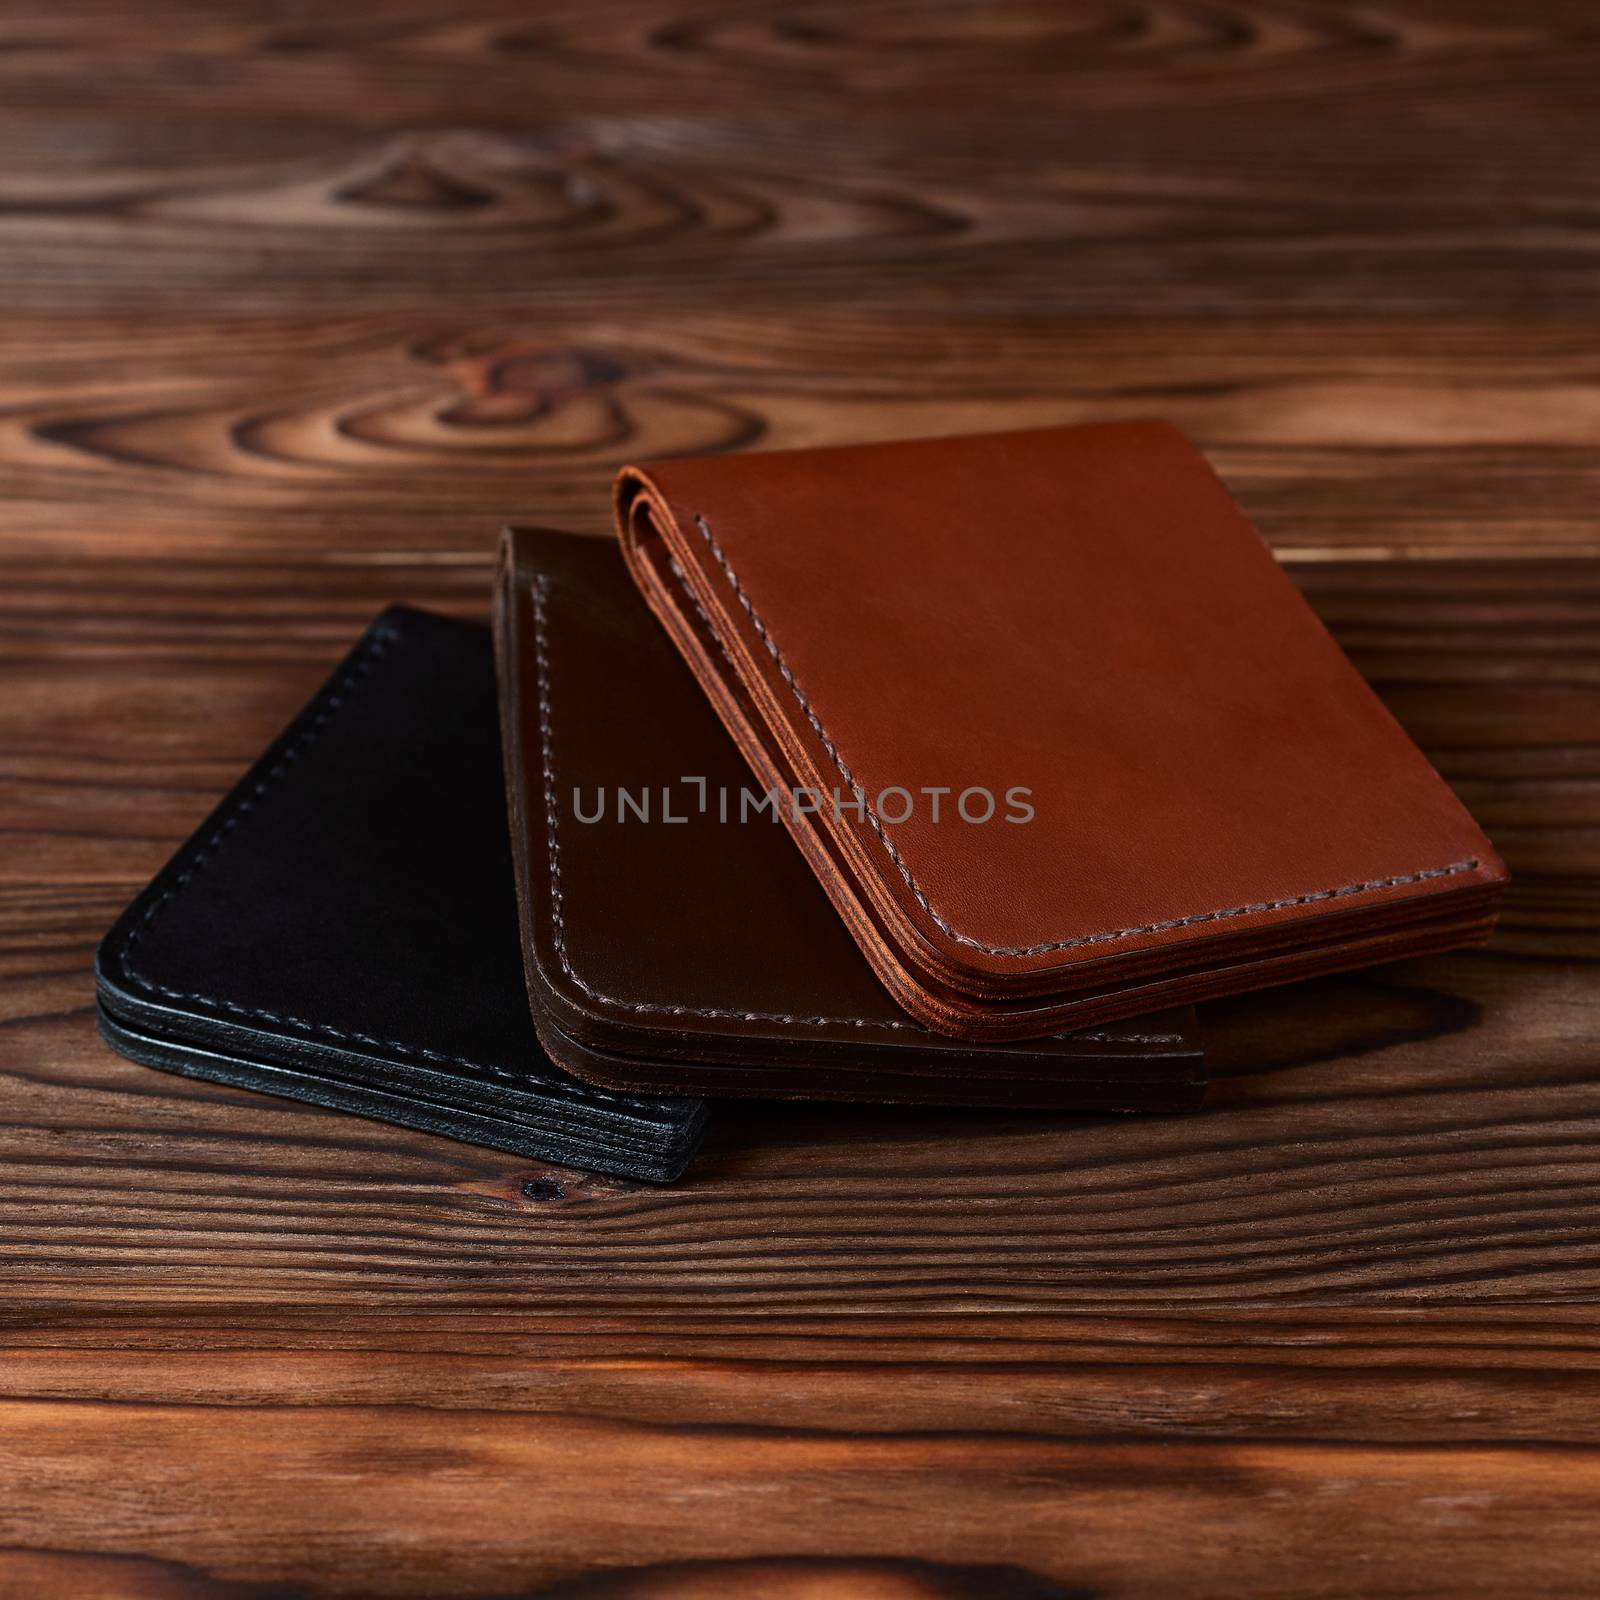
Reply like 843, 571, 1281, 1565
4, 1310, 1600, 1598
0, 3, 1598, 318
4, 314, 1600, 558
6, 1402, 1600, 1599
9, 1307, 1600, 1436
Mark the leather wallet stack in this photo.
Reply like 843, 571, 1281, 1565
98, 418, 1506, 1181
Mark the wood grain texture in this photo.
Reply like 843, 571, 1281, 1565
3, 1, 1600, 1595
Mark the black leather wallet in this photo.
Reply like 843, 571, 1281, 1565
95, 606, 708, 1182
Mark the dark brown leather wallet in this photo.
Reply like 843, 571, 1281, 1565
494, 526, 1204, 1108
615, 421, 1509, 1041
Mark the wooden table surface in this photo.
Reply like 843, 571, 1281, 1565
5, 2, 1599, 1596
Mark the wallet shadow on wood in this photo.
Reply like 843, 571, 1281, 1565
700, 1093, 1201, 1165
1199, 963, 1484, 1084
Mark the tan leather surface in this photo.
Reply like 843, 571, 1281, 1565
615, 421, 1508, 1040
494, 526, 1204, 1107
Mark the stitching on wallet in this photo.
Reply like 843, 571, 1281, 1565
690, 513, 1483, 961
112, 628, 657, 1103
533, 577, 909, 1032
531, 577, 1179, 1046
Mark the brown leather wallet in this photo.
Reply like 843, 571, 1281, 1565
614, 420, 1508, 1041
494, 526, 1204, 1108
